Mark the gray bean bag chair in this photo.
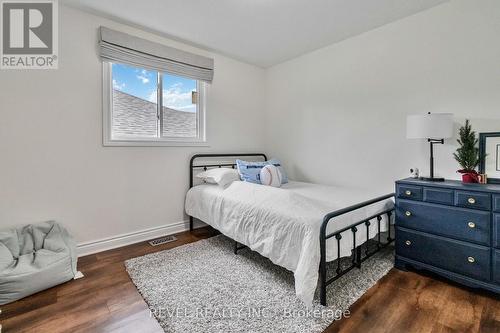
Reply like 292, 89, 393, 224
0, 221, 78, 305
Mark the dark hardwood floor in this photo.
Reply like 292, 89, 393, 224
1, 227, 499, 333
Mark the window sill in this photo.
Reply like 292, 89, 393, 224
103, 139, 210, 147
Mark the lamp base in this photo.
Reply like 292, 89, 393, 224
420, 176, 445, 182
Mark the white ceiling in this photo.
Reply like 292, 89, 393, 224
62, 0, 448, 67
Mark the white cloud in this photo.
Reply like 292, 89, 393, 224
163, 83, 194, 111
135, 69, 154, 84
148, 90, 157, 103
136, 75, 150, 84
113, 79, 125, 90
175, 104, 196, 113
163, 87, 192, 109
148, 84, 196, 112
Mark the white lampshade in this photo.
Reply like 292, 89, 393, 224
406, 113, 453, 139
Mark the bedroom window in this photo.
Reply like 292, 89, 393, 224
103, 62, 206, 146
99, 27, 213, 147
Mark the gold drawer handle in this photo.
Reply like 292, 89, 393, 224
405, 240, 411, 246
468, 222, 476, 228
467, 256, 475, 263
405, 190, 412, 196
405, 211, 412, 217
468, 197, 476, 204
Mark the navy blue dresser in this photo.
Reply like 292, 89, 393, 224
395, 178, 500, 294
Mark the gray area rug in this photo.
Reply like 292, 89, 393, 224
125, 235, 394, 333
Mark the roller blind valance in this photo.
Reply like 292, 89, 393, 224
99, 27, 214, 83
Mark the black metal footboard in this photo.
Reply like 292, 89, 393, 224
319, 193, 395, 306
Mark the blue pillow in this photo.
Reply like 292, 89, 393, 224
236, 159, 268, 184
236, 159, 288, 184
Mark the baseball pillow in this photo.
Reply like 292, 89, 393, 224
267, 158, 288, 184
259, 164, 282, 187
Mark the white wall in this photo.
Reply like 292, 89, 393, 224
0, 5, 266, 252
2, 0, 500, 254
264, 0, 500, 194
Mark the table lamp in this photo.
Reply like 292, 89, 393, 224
407, 112, 453, 181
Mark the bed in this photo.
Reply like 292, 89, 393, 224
185, 153, 395, 307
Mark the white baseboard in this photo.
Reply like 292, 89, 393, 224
77, 219, 205, 257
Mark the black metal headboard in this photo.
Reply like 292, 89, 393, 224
188, 153, 267, 231
189, 153, 268, 188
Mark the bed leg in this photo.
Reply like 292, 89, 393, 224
319, 231, 327, 306
189, 216, 194, 231
355, 246, 362, 268
233, 241, 247, 254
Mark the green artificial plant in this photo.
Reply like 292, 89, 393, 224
453, 119, 480, 173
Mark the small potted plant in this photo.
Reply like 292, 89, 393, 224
453, 119, 481, 183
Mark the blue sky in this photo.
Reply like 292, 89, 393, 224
112, 63, 197, 112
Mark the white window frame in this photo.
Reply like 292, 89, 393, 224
102, 62, 208, 147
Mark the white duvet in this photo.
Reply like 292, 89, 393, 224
185, 180, 393, 306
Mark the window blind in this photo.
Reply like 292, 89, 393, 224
99, 27, 214, 83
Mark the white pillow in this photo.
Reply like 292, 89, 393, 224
196, 168, 240, 188
260, 165, 282, 187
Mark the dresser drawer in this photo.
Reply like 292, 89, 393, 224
494, 195, 500, 213
494, 250, 500, 284
396, 200, 491, 246
397, 184, 422, 201
494, 214, 500, 248
396, 227, 491, 281
423, 187, 454, 205
455, 191, 491, 211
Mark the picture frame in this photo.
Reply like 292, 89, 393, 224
479, 132, 500, 184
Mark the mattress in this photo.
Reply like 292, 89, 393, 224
185, 180, 394, 306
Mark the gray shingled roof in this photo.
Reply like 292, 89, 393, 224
112, 89, 196, 138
